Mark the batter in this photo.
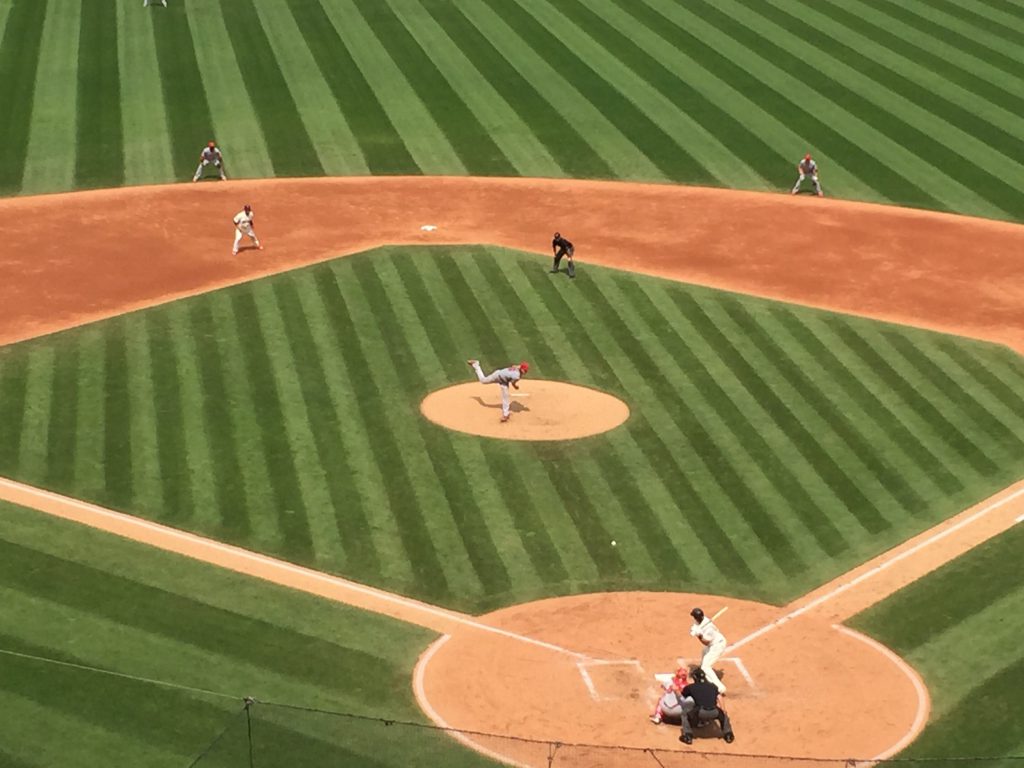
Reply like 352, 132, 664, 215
689, 607, 727, 694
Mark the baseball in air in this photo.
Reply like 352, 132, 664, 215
611, 540, 617, 547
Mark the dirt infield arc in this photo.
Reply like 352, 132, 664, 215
2, 177, 1024, 763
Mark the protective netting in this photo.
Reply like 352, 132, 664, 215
187, 701, 1024, 768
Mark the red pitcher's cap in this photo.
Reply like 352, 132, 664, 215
519, 361, 529, 374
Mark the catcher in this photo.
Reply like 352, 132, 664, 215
650, 667, 693, 725
193, 141, 227, 182
791, 153, 823, 197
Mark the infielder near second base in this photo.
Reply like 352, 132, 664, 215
232, 204, 263, 255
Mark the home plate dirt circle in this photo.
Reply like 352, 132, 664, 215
420, 380, 629, 440
414, 592, 927, 766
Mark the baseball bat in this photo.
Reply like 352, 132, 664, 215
710, 606, 728, 622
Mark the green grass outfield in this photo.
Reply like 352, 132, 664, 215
853, 520, 1024, 762
0, 499, 496, 768
1, 0, 1024, 220
1, 245, 1021, 613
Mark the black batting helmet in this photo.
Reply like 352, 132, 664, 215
690, 607, 704, 621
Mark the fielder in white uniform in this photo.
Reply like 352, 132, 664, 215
689, 607, 727, 694
791, 153, 823, 197
467, 360, 529, 422
232, 205, 263, 255
194, 141, 227, 182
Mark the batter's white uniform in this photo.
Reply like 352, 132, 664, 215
690, 617, 727, 693
232, 208, 262, 255
792, 156, 823, 197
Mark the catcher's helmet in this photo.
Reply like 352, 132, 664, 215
690, 607, 704, 621
519, 361, 530, 374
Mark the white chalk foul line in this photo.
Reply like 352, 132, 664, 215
728, 485, 1024, 654
0, 477, 585, 661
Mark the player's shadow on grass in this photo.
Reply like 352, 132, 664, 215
471, 397, 529, 413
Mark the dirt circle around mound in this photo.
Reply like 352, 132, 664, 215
420, 380, 629, 441
414, 592, 927, 765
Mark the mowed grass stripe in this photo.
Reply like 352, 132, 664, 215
0, 0, 47, 194
19, 2, 79, 195
894, 336, 1024, 457
717, 300, 895, 532
469, 254, 694, 584
75, 0, 123, 189
151, 3, 215, 181
227, 288, 314, 561
0, 687, 186, 768
456, 1, 661, 181
816, 0, 1024, 141
656, 0, 938, 210
553, 0, 774, 187
250, 280, 348, 569
283, 0, 417, 175
772, 309, 961, 498
122, 316, 164, 519
423, 2, 608, 180
628, 280, 848, 558
184, 0, 273, 180
321, 0, 464, 175
0, 351, 29, 474
72, 331, 104, 499
247, 1, 368, 176
313, 265, 449, 600
271, 276, 378, 573
218, 0, 322, 178
116, 0, 174, 185
821, 320, 995, 481
353, 0, 515, 177
384, 0, 561, 178
399, 256, 573, 585
101, 320, 133, 512
937, 340, 1024, 431
926, 0, 1024, 46
760, 0, 1024, 214
582, 271, 803, 577
187, 300, 250, 540
353, 255, 513, 596
144, 312, 192, 521
391, 252, 556, 585
43, 340, 78, 494
720, 0, 1007, 218
16, 346, 56, 485
292, 271, 406, 582
489, 0, 712, 185
517, 261, 751, 582
336, 257, 486, 600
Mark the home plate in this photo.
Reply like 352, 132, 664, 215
421, 224, 437, 231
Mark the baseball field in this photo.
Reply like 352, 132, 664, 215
0, 1, 1023, 766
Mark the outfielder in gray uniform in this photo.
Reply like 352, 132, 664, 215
791, 153, 823, 197
194, 141, 227, 182
467, 360, 530, 422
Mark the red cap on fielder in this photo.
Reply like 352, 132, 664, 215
208, 141, 216, 149
804, 153, 812, 161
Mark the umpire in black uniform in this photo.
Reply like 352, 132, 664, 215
679, 667, 735, 745
550, 232, 576, 278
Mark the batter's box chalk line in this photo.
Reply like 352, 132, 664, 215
576, 658, 644, 702
671, 656, 757, 689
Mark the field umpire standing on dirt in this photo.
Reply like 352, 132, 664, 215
550, 232, 576, 278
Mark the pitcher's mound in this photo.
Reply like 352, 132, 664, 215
421, 380, 629, 441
